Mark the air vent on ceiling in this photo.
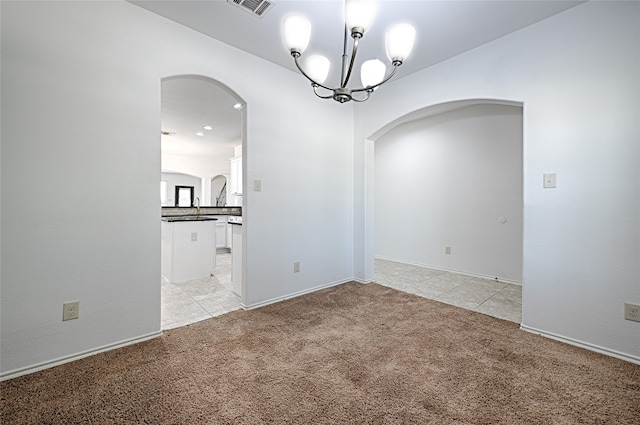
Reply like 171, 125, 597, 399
228, 0, 273, 18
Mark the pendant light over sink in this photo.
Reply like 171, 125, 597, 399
283, 0, 416, 103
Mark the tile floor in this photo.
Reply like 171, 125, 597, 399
161, 255, 522, 330
375, 258, 522, 323
161, 251, 242, 330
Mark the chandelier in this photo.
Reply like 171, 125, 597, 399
283, 0, 416, 103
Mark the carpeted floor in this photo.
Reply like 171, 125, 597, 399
2, 282, 639, 424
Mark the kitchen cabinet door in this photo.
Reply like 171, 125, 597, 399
215, 221, 227, 248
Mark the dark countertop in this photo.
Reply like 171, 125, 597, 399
161, 206, 241, 217
162, 216, 219, 222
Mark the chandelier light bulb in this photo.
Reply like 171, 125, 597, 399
284, 15, 311, 54
361, 59, 386, 88
306, 55, 331, 84
345, 0, 379, 36
386, 23, 416, 64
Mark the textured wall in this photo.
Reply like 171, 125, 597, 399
1, 0, 354, 377
354, 1, 640, 362
375, 104, 523, 282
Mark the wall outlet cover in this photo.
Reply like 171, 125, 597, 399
624, 303, 640, 322
63, 301, 80, 321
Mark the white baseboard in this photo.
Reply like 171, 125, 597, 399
353, 278, 375, 284
1, 331, 163, 381
375, 256, 522, 285
520, 325, 640, 366
242, 278, 358, 310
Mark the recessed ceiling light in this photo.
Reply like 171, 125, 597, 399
233, 103, 243, 110
195, 132, 205, 136
203, 125, 213, 130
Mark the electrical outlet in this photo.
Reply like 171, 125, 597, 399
293, 261, 300, 273
63, 301, 80, 321
191, 232, 198, 242
445, 246, 451, 255
624, 303, 640, 322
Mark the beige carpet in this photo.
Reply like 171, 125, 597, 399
2, 282, 639, 424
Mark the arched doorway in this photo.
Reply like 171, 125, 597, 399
368, 100, 523, 323
210, 174, 228, 207
160, 75, 246, 330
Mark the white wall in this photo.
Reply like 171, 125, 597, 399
163, 147, 236, 205
375, 104, 523, 282
354, 1, 640, 362
163, 152, 233, 184
161, 172, 202, 207
1, 1, 353, 378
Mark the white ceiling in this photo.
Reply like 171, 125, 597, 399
137, 0, 584, 161
161, 76, 242, 159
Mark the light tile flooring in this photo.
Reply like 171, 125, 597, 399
161, 251, 242, 330
375, 258, 522, 323
162, 255, 522, 330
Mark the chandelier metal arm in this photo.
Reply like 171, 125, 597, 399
351, 63, 400, 93
350, 91, 372, 102
293, 52, 402, 102
292, 54, 335, 92
340, 26, 349, 87
340, 29, 361, 89
312, 85, 335, 99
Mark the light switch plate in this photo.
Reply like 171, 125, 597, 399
543, 173, 557, 188
254, 179, 262, 192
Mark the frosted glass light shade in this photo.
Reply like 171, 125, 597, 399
345, 0, 379, 34
284, 15, 311, 53
361, 59, 386, 88
306, 55, 330, 84
386, 23, 416, 62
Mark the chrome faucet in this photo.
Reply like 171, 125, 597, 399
195, 197, 201, 214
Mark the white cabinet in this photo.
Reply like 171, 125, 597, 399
214, 216, 232, 249
210, 215, 232, 249
231, 222, 243, 296
161, 220, 216, 283
215, 221, 227, 249
229, 155, 242, 206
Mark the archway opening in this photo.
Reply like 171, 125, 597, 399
211, 174, 228, 207
160, 75, 246, 330
368, 100, 523, 323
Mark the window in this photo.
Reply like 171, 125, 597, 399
175, 186, 194, 207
